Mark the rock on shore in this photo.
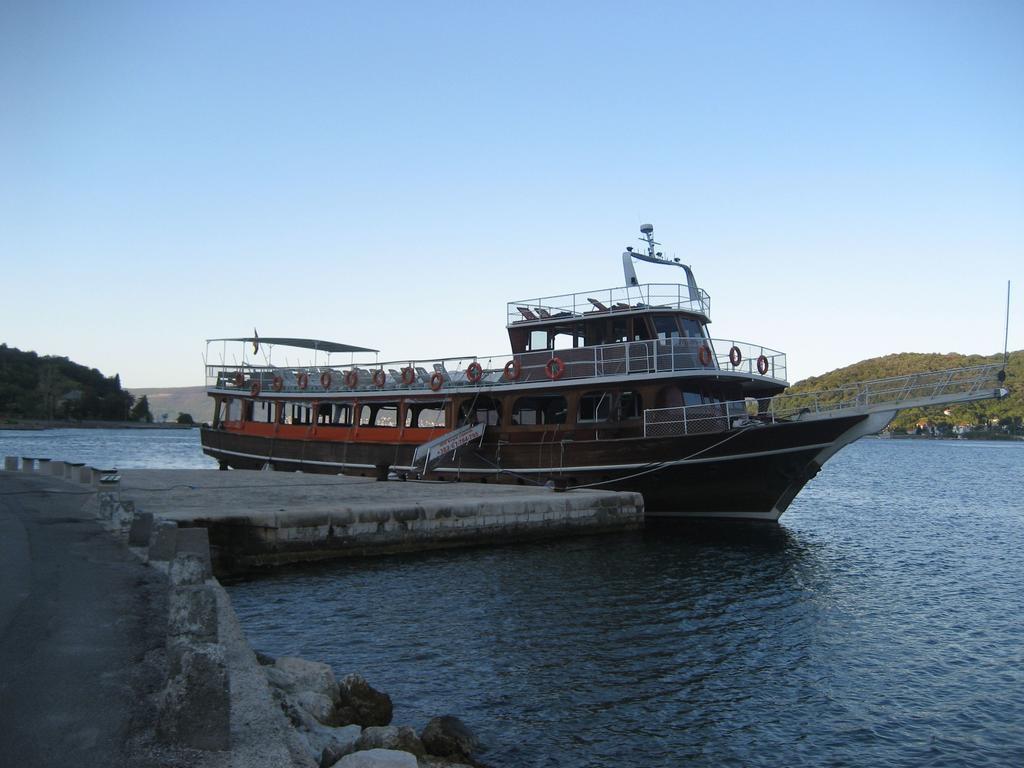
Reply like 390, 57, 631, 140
259, 653, 484, 768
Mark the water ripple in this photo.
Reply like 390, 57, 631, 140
230, 440, 1024, 767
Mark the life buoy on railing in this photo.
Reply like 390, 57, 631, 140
467, 361, 483, 384
250, 380, 261, 397
233, 371, 244, 387
698, 345, 712, 367
757, 355, 770, 376
401, 367, 416, 386
373, 369, 387, 388
545, 357, 565, 380
729, 346, 742, 367
504, 359, 522, 381
272, 375, 284, 392
297, 372, 309, 390
321, 371, 333, 389
344, 370, 358, 389
429, 371, 444, 391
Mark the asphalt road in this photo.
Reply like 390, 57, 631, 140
0, 472, 173, 767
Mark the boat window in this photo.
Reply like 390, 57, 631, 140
225, 398, 240, 422
406, 401, 447, 428
358, 403, 399, 427
258, 400, 273, 423
681, 317, 706, 339
578, 391, 612, 423
330, 403, 354, 426
528, 330, 550, 351
512, 395, 567, 425
316, 403, 348, 425
289, 403, 313, 425
612, 318, 629, 343
553, 331, 580, 350
620, 391, 642, 419
654, 315, 681, 340
681, 389, 721, 407
459, 396, 501, 426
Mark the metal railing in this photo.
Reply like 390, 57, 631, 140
507, 283, 711, 325
643, 364, 1007, 438
205, 337, 786, 396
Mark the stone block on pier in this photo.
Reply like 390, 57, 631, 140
4, 456, 18, 471
77, 466, 92, 484
21, 457, 35, 473
149, 519, 178, 562
128, 512, 154, 547
50, 461, 66, 477
157, 641, 230, 751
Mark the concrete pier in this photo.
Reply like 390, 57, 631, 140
111, 469, 644, 576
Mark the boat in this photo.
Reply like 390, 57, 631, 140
199, 225, 1009, 521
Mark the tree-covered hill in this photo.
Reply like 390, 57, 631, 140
0, 344, 136, 421
786, 350, 1022, 433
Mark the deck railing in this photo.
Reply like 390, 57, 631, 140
206, 337, 786, 395
507, 283, 712, 325
642, 364, 1007, 438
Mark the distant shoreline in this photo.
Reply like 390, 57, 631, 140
0, 420, 199, 431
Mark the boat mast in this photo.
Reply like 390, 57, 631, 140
622, 223, 702, 304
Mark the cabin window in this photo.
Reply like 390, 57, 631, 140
406, 401, 447, 428
225, 398, 240, 422
681, 317, 706, 339
578, 391, 612, 423
358, 403, 399, 427
460, 396, 501, 426
511, 395, 567, 425
620, 391, 642, 419
654, 315, 681, 340
262, 400, 275, 423
528, 330, 550, 351
327, 403, 354, 426
678, 389, 721, 407
612, 318, 629, 343
289, 403, 313, 425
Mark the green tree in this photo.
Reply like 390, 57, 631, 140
130, 395, 153, 423
175, 412, 195, 425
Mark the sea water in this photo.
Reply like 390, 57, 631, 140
3, 429, 1021, 766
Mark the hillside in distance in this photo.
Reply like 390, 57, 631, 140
786, 350, 1021, 432
128, 386, 210, 424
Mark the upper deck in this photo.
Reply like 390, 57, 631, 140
507, 282, 711, 327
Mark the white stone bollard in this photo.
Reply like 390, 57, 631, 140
21, 457, 36, 473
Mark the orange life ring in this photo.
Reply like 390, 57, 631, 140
401, 367, 416, 386
545, 357, 565, 380
429, 371, 444, 391
373, 369, 387, 388
272, 375, 284, 392
698, 345, 712, 367
467, 361, 483, 384
250, 380, 261, 397
504, 359, 521, 381
729, 346, 742, 367
321, 371, 333, 389
297, 372, 309, 390
757, 355, 769, 375
233, 371, 244, 387
344, 370, 358, 389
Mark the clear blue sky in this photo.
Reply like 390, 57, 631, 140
2, 0, 1021, 388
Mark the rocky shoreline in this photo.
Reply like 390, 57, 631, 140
259, 652, 485, 768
